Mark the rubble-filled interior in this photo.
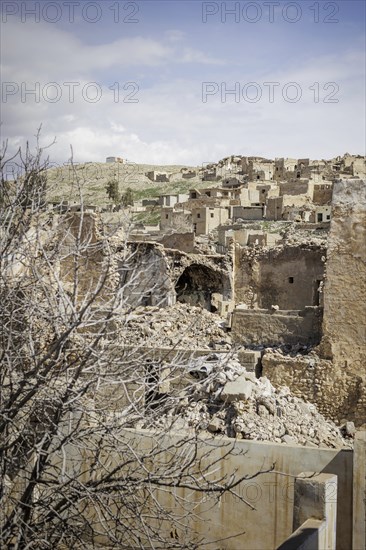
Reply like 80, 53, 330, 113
143, 353, 353, 449
3, 149, 366, 550
45, 155, 366, 438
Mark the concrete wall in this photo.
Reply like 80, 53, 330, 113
45, 430, 354, 549
231, 307, 322, 346
353, 431, 366, 550
99, 431, 353, 550
278, 473, 338, 550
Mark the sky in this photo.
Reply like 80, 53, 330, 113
1, 0, 365, 166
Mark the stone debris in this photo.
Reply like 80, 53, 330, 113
281, 224, 329, 248
151, 354, 353, 449
228, 222, 329, 258
220, 374, 254, 402
119, 303, 231, 349
341, 421, 356, 437
250, 343, 314, 356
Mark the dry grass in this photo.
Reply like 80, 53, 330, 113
45, 162, 212, 206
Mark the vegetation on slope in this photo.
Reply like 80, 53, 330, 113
45, 162, 213, 206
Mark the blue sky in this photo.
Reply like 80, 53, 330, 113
1, 0, 365, 165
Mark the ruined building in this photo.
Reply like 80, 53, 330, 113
262, 180, 366, 426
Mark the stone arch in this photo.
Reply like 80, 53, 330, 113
175, 263, 229, 312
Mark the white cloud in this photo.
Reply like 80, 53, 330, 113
180, 47, 225, 65
1, 21, 174, 83
1, 19, 224, 84
164, 29, 185, 42
1, 17, 365, 165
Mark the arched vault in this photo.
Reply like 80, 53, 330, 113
175, 263, 230, 312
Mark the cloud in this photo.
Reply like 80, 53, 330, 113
1, 21, 175, 83
1, 18, 224, 84
164, 29, 185, 42
179, 47, 225, 65
1, 14, 365, 165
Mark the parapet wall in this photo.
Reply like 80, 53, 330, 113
95, 430, 354, 550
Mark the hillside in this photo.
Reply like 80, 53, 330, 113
45, 162, 211, 206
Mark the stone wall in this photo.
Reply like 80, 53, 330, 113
232, 206, 264, 221
175, 263, 230, 310
231, 308, 322, 346
319, 179, 366, 378
313, 184, 333, 205
262, 351, 366, 425
280, 181, 313, 197
159, 232, 195, 253
117, 243, 176, 308
58, 212, 111, 301
258, 180, 366, 427
166, 250, 233, 310
234, 244, 325, 309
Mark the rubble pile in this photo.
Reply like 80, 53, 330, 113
194, 235, 218, 255
153, 354, 353, 449
281, 224, 328, 248
120, 303, 231, 349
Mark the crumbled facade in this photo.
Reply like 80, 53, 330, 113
47, 153, 366, 429
233, 243, 325, 309
7, 149, 366, 550
261, 180, 366, 426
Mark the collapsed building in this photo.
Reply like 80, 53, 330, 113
7, 162, 365, 550
113, 179, 365, 548
261, 180, 366, 426
231, 240, 325, 346
116, 242, 233, 313
55, 174, 365, 429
